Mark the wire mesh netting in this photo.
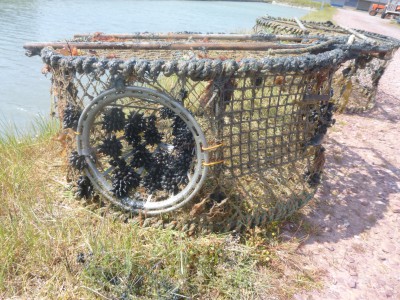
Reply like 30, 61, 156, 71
254, 16, 400, 113
24, 31, 399, 232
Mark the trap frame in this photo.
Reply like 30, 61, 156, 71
254, 16, 400, 113
24, 32, 398, 232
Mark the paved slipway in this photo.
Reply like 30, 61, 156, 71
292, 8, 400, 300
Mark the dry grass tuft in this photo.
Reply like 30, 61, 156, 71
0, 118, 320, 299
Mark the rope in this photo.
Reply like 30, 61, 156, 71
40, 46, 349, 81
201, 143, 224, 151
202, 160, 224, 166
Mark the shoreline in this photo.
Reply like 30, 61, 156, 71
271, 1, 316, 11
191, 0, 316, 11
192, 0, 272, 1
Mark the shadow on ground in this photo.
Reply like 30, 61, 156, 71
287, 134, 399, 244
359, 92, 400, 123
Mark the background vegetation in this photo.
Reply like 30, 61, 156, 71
301, 6, 336, 21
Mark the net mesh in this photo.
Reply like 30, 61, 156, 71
254, 16, 399, 113
24, 31, 398, 231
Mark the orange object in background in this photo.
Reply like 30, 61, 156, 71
368, 2, 400, 16
368, 3, 386, 16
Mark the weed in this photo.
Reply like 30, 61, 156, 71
277, 0, 330, 10
301, 6, 337, 22
0, 118, 321, 298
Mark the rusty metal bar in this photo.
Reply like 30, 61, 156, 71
23, 41, 314, 52
73, 33, 309, 42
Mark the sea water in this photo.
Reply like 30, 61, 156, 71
0, 0, 308, 128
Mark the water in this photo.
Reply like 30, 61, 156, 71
0, 0, 308, 129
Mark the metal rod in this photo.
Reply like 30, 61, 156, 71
73, 33, 307, 42
339, 25, 376, 44
23, 41, 313, 51
294, 17, 308, 33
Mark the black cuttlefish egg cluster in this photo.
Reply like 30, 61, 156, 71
306, 102, 335, 148
76, 175, 94, 199
69, 151, 87, 171
102, 107, 125, 133
124, 112, 147, 146
63, 103, 82, 130
110, 159, 141, 198
72, 104, 195, 201
144, 115, 163, 146
98, 135, 123, 158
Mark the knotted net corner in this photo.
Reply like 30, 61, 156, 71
254, 16, 400, 113
25, 33, 352, 232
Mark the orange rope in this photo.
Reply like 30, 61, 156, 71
201, 143, 224, 151
202, 160, 224, 166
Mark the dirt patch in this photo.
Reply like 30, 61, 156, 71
292, 8, 400, 300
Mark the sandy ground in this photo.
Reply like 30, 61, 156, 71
292, 8, 400, 300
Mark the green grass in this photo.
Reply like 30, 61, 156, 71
301, 6, 337, 22
0, 118, 320, 299
275, 0, 330, 10
273, 0, 336, 23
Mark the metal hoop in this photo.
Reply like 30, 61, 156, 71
76, 86, 209, 215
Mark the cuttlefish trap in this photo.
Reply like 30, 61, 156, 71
254, 16, 400, 113
24, 32, 398, 231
